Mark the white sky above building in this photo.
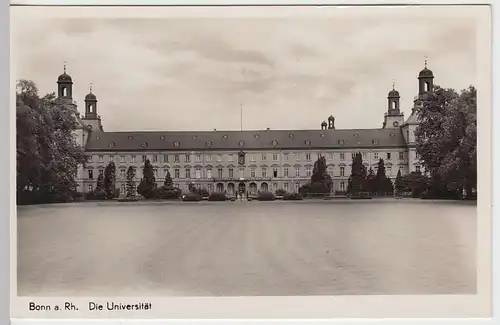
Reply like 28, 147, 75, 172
11, 5, 481, 131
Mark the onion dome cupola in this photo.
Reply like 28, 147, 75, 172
57, 62, 73, 100
327, 115, 335, 129
321, 120, 328, 130
418, 57, 434, 96
84, 83, 98, 119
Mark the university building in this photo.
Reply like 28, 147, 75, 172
58, 63, 434, 195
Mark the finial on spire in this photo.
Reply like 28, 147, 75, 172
392, 78, 395, 90
63, 61, 67, 74
89, 83, 93, 93
424, 55, 428, 68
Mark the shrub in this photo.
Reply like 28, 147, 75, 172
156, 186, 182, 200
257, 191, 275, 201
208, 192, 227, 201
85, 190, 106, 201
283, 193, 303, 200
275, 189, 287, 196
182, 193, 202, 202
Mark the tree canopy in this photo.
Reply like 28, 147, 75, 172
16, 80, 86, 204
415, 85, 477, 198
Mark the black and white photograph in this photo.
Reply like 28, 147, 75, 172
10, 3, 492, 318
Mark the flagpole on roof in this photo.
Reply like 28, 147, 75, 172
240, 103, 243, 132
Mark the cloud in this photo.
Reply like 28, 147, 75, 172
11, 7, 480, 131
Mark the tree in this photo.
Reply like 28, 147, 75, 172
94, 173, 105, 198
394, 169, 405, 196
374, 159, 393, 195
348, 152, 367, 195
125, 166, 136, 198
103, 161, 117, 199
365, 168, 376, 194
16, 79, 86, 204
164, 170, 173, 187
415, 85, 477, 198
137, 159, 156, 198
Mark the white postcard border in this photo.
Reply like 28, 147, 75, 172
4, 0, 498, 324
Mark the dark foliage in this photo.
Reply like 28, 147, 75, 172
208, 192, 227, 201
182, 192, 202, 201
257, 191, 276, 201
283, 192, 303, 200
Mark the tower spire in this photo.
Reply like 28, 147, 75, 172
424, 55, 428, 68
392, 78, 395, 90
89, 82, 93, 94
64, 61, 67, 74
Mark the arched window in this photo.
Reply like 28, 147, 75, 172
340, 182, 345, 191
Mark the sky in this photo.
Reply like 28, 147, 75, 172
11, 6, 481, 132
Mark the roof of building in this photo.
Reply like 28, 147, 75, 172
57, 73, 73, 83
85, 92, 97, 101
418, 67, 434, 78
388, 89, 400, 98
403, 110, 419, 125
85, 128, 407, 152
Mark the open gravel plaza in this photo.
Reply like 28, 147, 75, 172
17, 199, 477, 296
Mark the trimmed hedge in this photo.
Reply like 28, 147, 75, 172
283, 193, 303, 200
257, 191, 276, 201
208, 192, 227, 201
182, 193, 202, 202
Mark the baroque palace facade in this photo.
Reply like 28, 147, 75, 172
59, 63, 434, 196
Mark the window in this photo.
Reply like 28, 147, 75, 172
131, 156, 136, 163
387, 166, 392, 175
340, 153, 345, 160
163, 154, 169, 163
399, 166, 403, 174
416, 152, 420, 160
185, 168, 191, 179
238, 168, 244, 178
217, 168, 223, 178
88, 169, 94, 179
340, 167, 345, 176
328, 168, 333, 177
416, 166, 421, 172
228, 154, 234, 162
387, 152, 391, 160
153, 169, 158, 178
261, 168, 267, 178
306, 166, 312, 177
295, 153, 300, 161
250, 168, 256, 178
206, 154, 212, 162
88, 184, 93, 192
174, 169, 180, 178
152, 155, 158, 163
262, 153, 267, 161
120, 169, 126, 179
399, 152, 404, 160
362, 152, 367, 159
121, 184, 126, 194
273, 168, 278, 177
229, 168, 234, 178
99, 169, 104, 176
207, 184, 213, 192
273, 183, 278, 191
374, 152, 379, 160
207, 169, 212, 179
174, 155, 179, 163
195, 154, 201, 162
185, 154, 191, 163
195, 168, 201, 179
340, 182, 345, 191
98, 155, 104, 163
295, 168, 300, 177
142, 155, 147, 162
306, 153, 311, 161
284, 183, 289, 191
295, 182, 299, 193
284, 153, 289, 161
328, 153, 334, 160
120, 156, 125, 163
284, 168, 289, 177
163, 169, 168, 177
250, 155, 255, 162
273, 153, 278, 161
217, 155, 222, 162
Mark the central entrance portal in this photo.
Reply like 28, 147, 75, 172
238, 182, 246, 194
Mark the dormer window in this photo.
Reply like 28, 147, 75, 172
160, 135, 165, 139
174, 141, 180, 147
305, 140, 311, 145
128, 136, 133, 140
223, 135, 228, 140
338, 139, 344, 145
272, 140, 278, 146
239, 140, 245, 146
206, 141, 212, 147
141, 141, 148, 148
372, 140, 378, 144
108, 141, 115, 148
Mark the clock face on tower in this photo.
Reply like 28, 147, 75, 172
393, 121, 399, 127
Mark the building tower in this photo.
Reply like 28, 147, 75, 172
57, 62, 73, 102
327, 115, 335, 129
321, 121, 327, 130
81, 84, 104, 132
382, 80, 405, 128
418, 58, 434, 97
